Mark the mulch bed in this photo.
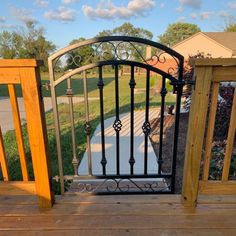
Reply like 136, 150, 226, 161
150, 112, 189, 193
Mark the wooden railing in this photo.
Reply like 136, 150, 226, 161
0, 59, 54, 208
182, 58, 236, 207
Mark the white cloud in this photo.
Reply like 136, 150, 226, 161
190, 13, 197, 19
229, 1, 236, 8
10, 7, 36, 23
199, 11, 213, 20
219, 11, 229, 18
83, 0, 155, 20
0, 16, 5, 23
178, 16, 186, 22
176, 6, 183, 13
179, 0, 201, 9
44, 6, 76, 21
62, 0, 79, 4
35, 0, 49, 8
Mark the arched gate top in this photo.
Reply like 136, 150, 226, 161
48, 36, 184, 84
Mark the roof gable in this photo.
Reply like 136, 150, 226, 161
172, 32, 236, 55
203, 32, 236, 54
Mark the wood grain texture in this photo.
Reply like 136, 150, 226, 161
203, 82, 219, 181
191, 58, 236, 66
0, 59, 43, 67
0, 194, 236, 235
222, 90, 236, 181
0, 127, 9, 181
182, 66, 212, 207
20, 67, 54, 208
0, 181, 36, 195
213, 67, 236, 82
8, 84, 29, 181
199, 181, 236, 194
0, 68, 20, 84
2, 229, 236, 236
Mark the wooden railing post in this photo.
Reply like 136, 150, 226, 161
19, 63, 54, 208
182, 65, 212, 207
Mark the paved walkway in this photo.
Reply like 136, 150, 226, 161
0, 96, 98, 133
78, 109, 160, 175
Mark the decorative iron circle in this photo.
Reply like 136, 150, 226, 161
84, 122, 91, 135
142, 121, 151, 135
160, 87, 167, 96
113, 119, 122, 132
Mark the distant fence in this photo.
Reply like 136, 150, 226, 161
182, 58, 236, 206
0, 59, 53, 208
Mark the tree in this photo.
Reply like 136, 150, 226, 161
0, 31, 24, 58
158, 23, 201, 47
224, 16, 236, 32
65, 23, 154, 70
112, 23, 153, 39
225, 24, 236, 32
96, 23, 153, 61
97, 23, 153, 39
0, 21, 56, 70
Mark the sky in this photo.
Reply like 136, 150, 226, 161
0, 0, 235, 49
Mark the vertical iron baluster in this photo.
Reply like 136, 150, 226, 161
66, 78, 78, 176
170, 60, 184, 193
83, 71, 92, 175
171, 83, 183, 193
98, 66, 107, 175
158, 76, 167, 174
50, 78, 65, 194
129, 65, 136, 175
142, 69, 151, 175
113, 65, 121, 175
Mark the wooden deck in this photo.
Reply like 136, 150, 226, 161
1, 194, 236, 235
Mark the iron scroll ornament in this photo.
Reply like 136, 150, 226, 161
72, 178, 171, 194
49, 36, 184, 82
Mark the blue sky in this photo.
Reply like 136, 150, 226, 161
0, 0, 235, 49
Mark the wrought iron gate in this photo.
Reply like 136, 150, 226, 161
48, 36, 184, 194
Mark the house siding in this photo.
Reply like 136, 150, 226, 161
172, 33, 232, 58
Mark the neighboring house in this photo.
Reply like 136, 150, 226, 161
149, 32, 236, 74
172, 32, 236, 58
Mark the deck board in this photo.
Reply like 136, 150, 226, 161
0, 194, 236, 235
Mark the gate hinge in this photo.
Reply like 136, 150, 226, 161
184, 80, 196, 90
170, 80, 196, 94
39, 82, 51, 101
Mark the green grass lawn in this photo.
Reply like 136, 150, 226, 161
0, 71, 176, 193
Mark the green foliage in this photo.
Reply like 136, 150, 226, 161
225, 23, 236, 32
0, 31, 24, 58
158, 22, 201, 47
0, 21, 56, 70
165, 80, 173, 92
97, 23, 153, 39
112, 23, 153, 39
224, 16, 236, 32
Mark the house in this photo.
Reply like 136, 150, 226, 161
151, 32, 236, 74
172, 32, 236, 58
